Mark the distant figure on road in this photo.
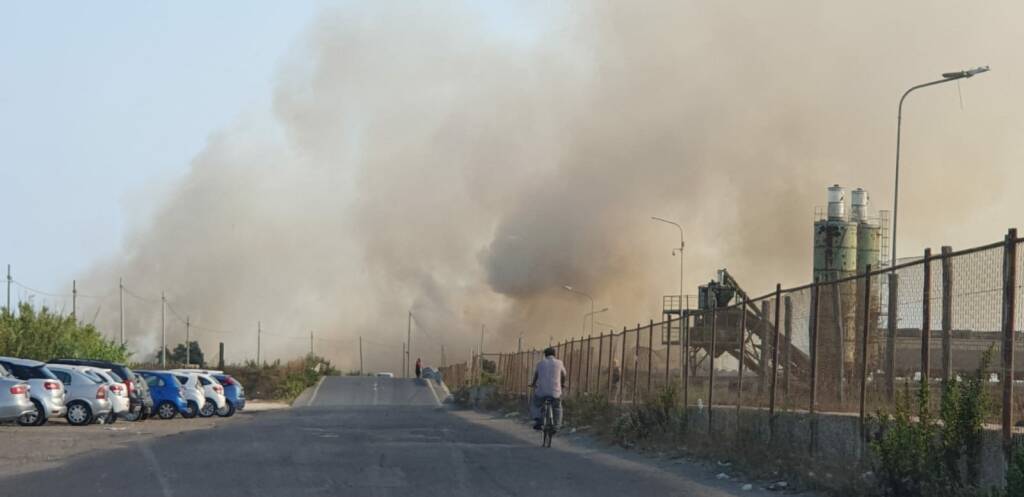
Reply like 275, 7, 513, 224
529, 347, 566, 431
415, 358, 422, 379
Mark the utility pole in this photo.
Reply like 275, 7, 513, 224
441, 344, 446, 367
257, 321, 262, 365
406, 311, 412, 378
119, 278, 124, 346
185, 316, 191, 366
402, 342, 407, 377
71, 280, 77, 320
160, 292, 166, 368
359, 336, 364, 375
310, 330, 314, 356
5, 264, 10, 312
479, 324, 485, 384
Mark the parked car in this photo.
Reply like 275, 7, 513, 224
0, 356, 67, 426
48, 359, 146, 421
80, 367, 130, 424
375, 372, 395, 378
45, 364, 112, 426
169, 370, 227, 417
171, 372, 206, 418
211, 373, 245, 417
0, 364, 34, 423
136, 371, 188, 419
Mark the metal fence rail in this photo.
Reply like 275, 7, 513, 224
440, 228, 1024, 452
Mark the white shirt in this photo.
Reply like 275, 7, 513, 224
534, 356, 566, 398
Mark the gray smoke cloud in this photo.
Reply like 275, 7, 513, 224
78, 1, 1024, 371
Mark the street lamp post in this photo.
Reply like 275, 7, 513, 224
583, 307, 610, 336
891, 66, 989, 265
563, 285, 596, 336
651, 217, 684, 304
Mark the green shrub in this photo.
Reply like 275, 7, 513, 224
611, 384, 686, 446
870, 348, 993, 497
0, 303, 128, 362
224, 354, 338, 402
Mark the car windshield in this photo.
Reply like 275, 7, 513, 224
106, 371, 123, 382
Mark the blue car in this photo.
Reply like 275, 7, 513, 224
213, 374, 245, 417
136, 371, 188, 419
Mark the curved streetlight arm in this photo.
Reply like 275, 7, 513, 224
563, 285, 596, 336
892, 67, 988, 266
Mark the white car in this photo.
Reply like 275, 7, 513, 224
74, 367, 129, 423
171, 373, 206, 418
375, 372, 395, 378
171, 370, 227, 417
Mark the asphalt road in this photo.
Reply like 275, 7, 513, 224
0, 377, 780, 497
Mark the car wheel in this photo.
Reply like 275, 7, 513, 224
17, 399, 44, 426
216, 400, 236, 418
66, 401, 93, 426
199, 398, 216, 417
157, 401, 178, 420
105, 412, 117, 424
181, 401, 199, 419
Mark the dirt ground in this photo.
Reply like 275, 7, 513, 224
0, 400, 288, 478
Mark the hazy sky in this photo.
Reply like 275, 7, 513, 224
0, 2, 317, 295
3, 2, 1022, 370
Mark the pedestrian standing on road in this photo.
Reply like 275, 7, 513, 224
529, 347, 566, 431
415, 358, 422, 378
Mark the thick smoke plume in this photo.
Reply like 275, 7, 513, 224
80, 1, 1024, 371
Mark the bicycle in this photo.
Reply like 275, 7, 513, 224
540, 396, 557, 448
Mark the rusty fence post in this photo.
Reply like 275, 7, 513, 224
921, 248, 932, 386
683, 313, 691, 409
737, 295, 747, 417
769, 284, 782, 439
859, 268, 872, 440
783, 295, 793, 401
886, 272, 898, 402
708, 303, 718, 433
596, 332, 604, 395
619, 327, 627, 405
632, 323, 641, 405
665, 316, 672, 388
809, 278, 821, 455
581, 336, 589, 395
941, 246, 953, 382
585, 334, 592, 394
608, 330, 616, 400
1002, 228, 1018, 452
647, 319, 654, 395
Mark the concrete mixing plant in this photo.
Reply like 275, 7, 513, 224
813, 185, 886, 403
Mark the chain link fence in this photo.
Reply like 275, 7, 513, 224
444, 228, 1024, 452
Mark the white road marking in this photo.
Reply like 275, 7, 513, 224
425, 379, 442, 406
139, 443, 173, 497
307, 376, 326, 407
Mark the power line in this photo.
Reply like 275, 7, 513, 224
11, 280, 111, 300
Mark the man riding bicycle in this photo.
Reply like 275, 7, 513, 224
529, 346, 566, 431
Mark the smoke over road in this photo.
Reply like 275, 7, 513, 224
80, 1, 1024, 370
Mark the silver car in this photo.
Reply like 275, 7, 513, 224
46, 364, 112, 426
0, 357, 67, 426
0, 365, 34, 423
